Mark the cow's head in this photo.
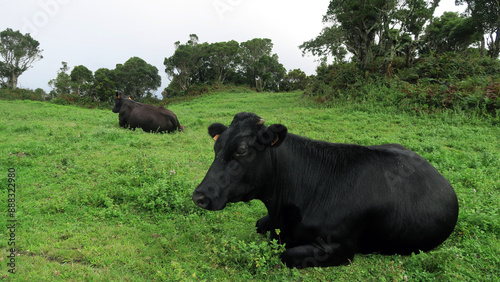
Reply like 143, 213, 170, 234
192, 112, 287, 210
112, 91, 132, 113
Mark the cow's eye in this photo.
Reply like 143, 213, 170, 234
235, 144, 248, 158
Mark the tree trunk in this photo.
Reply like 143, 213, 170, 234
489, 28, 500, 59
9, 73, 18, 89
480, 36, 485, 58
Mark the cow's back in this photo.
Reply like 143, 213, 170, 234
141, 104, 181, 132
125, 101, 176, 132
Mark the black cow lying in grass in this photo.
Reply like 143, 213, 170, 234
112, 92, 184, 133
192, 112, 458, 268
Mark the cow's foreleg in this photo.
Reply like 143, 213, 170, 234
281, 241, 354, 268
255, 214, 271, 234
119, 119, 127, 128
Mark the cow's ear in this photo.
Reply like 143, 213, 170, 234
258, 124, 287, 147
208, 123, 228, 141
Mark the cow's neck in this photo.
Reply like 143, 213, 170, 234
260, 134, 339, 221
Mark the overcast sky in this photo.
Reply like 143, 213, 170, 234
1, 0, 465, 96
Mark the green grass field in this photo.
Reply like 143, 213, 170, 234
1, 91, 499, 280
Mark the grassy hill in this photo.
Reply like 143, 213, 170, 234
1, 91, 499, 280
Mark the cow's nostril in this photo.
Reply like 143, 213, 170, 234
193, 194, 211, 209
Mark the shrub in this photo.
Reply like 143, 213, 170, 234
0, 87, 46, 101
399, 53, 500, 83
50, 94, 110, 109
210, 236, 285, 276
304, 53, 500, 115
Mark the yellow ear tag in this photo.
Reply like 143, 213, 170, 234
128, 97, 132, 100
213, 134, 220, 141
270, 135, 279, 146
117, 95, 120, 99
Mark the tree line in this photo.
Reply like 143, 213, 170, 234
0, 29, 309, 101
46, 34, 305, 102
1, 0, 498, 103
0, 28, 164, 101
164, 34, 307, 95
47, 58, 162, 101
299, 0, 499, 71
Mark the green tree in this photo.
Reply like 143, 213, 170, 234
115, 57, 161, 99
164, 34, 203, 92
253, 54, 286, 92
0, 66, 8, 87
324, 0, 396, 69
48, 62, 72, 97
299, 25, 348, 63
0, 28, 43, 88
192, 42, 211, 83
420, 12, 481, 54
70, 65, 93, 96
34, 88, 48, 100
301, 0, 440, 69
92, 68, 116, 102
456, 0, 500, 58
205, 40, 240, 84
239, 38, 276, 90
384, 0, 439, 67
280, 69, 309, 92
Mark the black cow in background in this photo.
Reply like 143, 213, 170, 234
192, 112, 459, 269
112, 91, 184, 133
